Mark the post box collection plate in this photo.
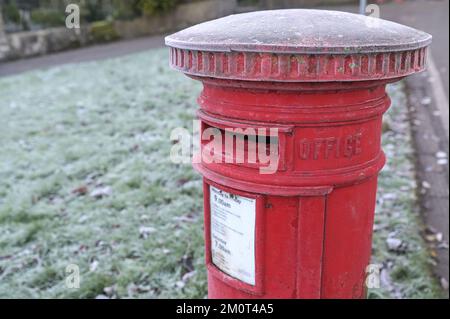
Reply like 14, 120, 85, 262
210, 185, 256, 286
165, 9, 432, 299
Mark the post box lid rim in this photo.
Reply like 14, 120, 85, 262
165, 9, 432, 54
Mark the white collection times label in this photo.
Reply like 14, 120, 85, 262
210, 186, 256, 286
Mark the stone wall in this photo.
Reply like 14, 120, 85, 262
0, 8, 10, 60
4, 27, 90, 61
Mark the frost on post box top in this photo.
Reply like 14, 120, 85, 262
166, 9, 431, 54
165, 9, 432, 82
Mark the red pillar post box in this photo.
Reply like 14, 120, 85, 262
166, 9, 431, 299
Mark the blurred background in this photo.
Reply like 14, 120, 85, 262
0, 0, 448, 299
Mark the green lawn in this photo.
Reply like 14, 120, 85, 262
0, 48, 442, 298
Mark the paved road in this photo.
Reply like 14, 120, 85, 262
325, 0, 449, 99
0, 35, 165, 77
406, 73, 449, 296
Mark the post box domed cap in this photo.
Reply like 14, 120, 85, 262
166, 9, 432, 82
166, 9, 431, 54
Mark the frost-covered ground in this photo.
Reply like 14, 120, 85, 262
0, 48, 442, 298
369, 81, 443, 298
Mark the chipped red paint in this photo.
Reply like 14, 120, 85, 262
166, 9, 431, 299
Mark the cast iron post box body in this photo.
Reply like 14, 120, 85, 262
166, 9, 431, 298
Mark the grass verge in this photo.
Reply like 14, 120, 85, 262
0, 49, 442, 298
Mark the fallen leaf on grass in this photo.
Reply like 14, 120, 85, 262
127, 283, 150, 295
429, 249, 438, 258
139, 226, 156, 239
373, 223, 389, 232
180, 253, 194, 273
425, 232, 443, 243
0, 255, 12, 261
104, 286, 116, 297
382, 193, 397, 201
90, 186, 112, 198
90, 260, 99, 272
182, 270, 197, 282
76, 245, 89, 254
386, 237, 407, 253
72, 185, 88, 196
176, 178, 190, 187
173, 215, 197, 223
78, 215, 88, 223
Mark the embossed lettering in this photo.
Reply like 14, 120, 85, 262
298, 133, 363, 160
299, 138, 310, 160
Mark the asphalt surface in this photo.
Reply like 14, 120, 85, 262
325, 0, 449, 100
406, 73, 449, 296
0, 35, 165, 77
